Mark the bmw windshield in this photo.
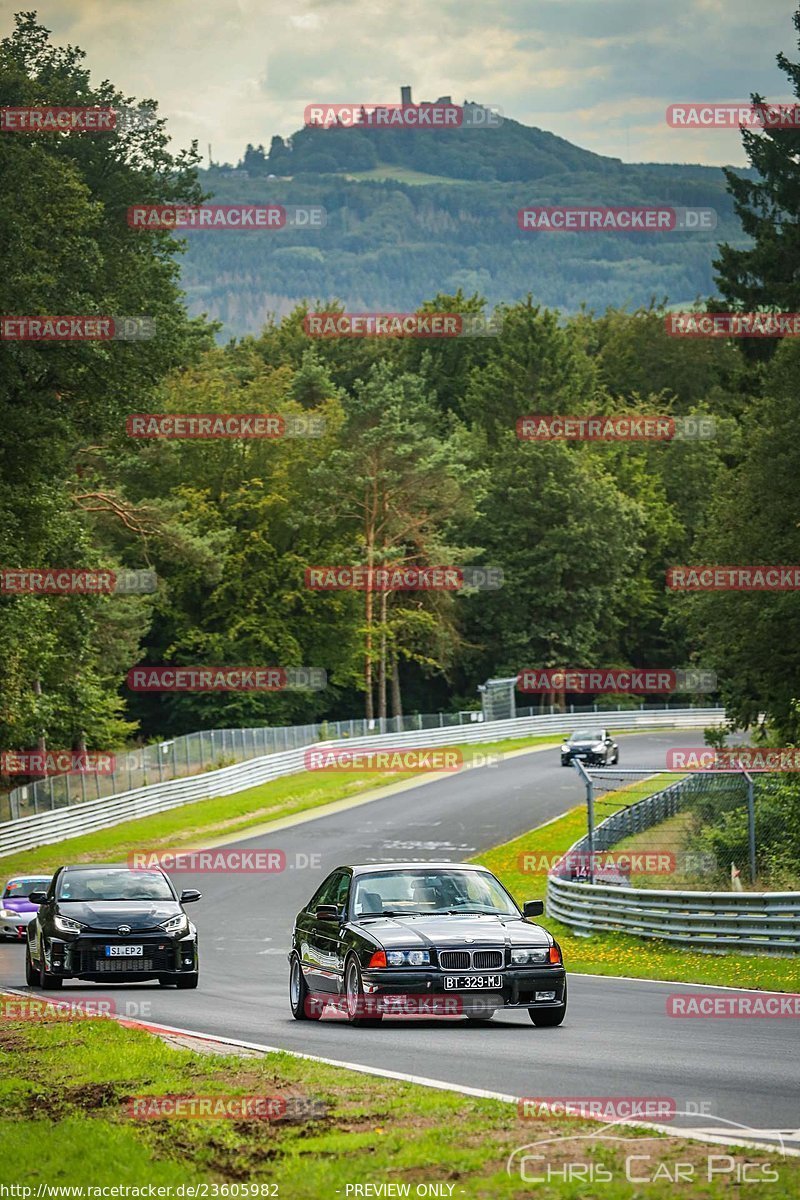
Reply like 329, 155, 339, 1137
352, 869, 519, 918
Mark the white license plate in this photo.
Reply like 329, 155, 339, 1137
105, 945, 143, 957
443, 975, 502, 990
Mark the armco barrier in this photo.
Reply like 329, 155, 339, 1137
547, 770, 800, 953
5, 701, 711, 821
0, 707, 722, 858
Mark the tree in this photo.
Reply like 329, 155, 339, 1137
679, 339, 800, 739
0, 12, 210, 757
315, 360, 477, 718
714, 7, 800, 313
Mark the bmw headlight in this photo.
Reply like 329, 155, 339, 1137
511, 948, 549, 965
159, 914, 189, 935
385, 950, 431, 967
54, 914, 86, 934
592, 742, 604, 751
0, 907, 16, 920
561, 744, 569, 752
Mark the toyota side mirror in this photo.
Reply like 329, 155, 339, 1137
179, 889, 202, 903
523, 900, 544, 918
28, 891, 48, 905
316, 904, 341, 922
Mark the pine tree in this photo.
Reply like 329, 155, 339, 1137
714, 7, 800, 312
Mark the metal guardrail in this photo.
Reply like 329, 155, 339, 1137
4, 698, 712, 822
547, 771, 800, 953
0, 707, 721, 858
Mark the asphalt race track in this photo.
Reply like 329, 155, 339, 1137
1, 729, 797, 1141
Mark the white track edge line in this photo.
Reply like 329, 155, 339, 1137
572, 973, 799, 994
3, 988, 797, 1156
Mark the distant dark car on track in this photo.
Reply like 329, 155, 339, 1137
560, 728, 619, 767
289, 862, 566, 1026
25, 863, 201, 989
0, 876, 51, 941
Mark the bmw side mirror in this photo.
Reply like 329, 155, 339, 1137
179, 889, 202, 903
316, 904, 340, 922
523, 900, 544, 918
28, 891, 48, 904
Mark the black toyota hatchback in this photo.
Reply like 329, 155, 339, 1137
289, 862, 566, 1026
25, 864, 201, 989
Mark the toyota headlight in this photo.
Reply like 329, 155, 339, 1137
160, 914, 189, 935
0, 907, 16, 920
54, 914, 86, 934
385, 950, 431, 967
511, 948, 549, 965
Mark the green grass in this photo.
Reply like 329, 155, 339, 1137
473, 784, 800, 992
1, 1011, 797, 1197
0, 735, 560, 879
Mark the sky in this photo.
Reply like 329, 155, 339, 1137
3, 0, 798, 168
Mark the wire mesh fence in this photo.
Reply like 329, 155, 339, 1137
563, 765, 799, 892
0, 699, 710, 824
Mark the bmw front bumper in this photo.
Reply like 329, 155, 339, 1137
359, 966, 567, 1014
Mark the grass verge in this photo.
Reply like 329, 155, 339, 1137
1, 1010, 797, 1197
473, 786, 800, 992
0, 735, 559, 879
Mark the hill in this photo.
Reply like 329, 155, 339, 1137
179, 95, 753, 338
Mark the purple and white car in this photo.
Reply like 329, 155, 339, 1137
1, 876, 52, 941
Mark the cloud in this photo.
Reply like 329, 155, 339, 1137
5, 0, 795, 166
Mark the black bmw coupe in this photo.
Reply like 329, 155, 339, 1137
25, 863, 201, 989
289, 862, 566, 1026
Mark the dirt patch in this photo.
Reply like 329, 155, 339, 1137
22, 1080, 126, 1120
144, 1124, 282, 1180
0, 1027, 31, 1053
